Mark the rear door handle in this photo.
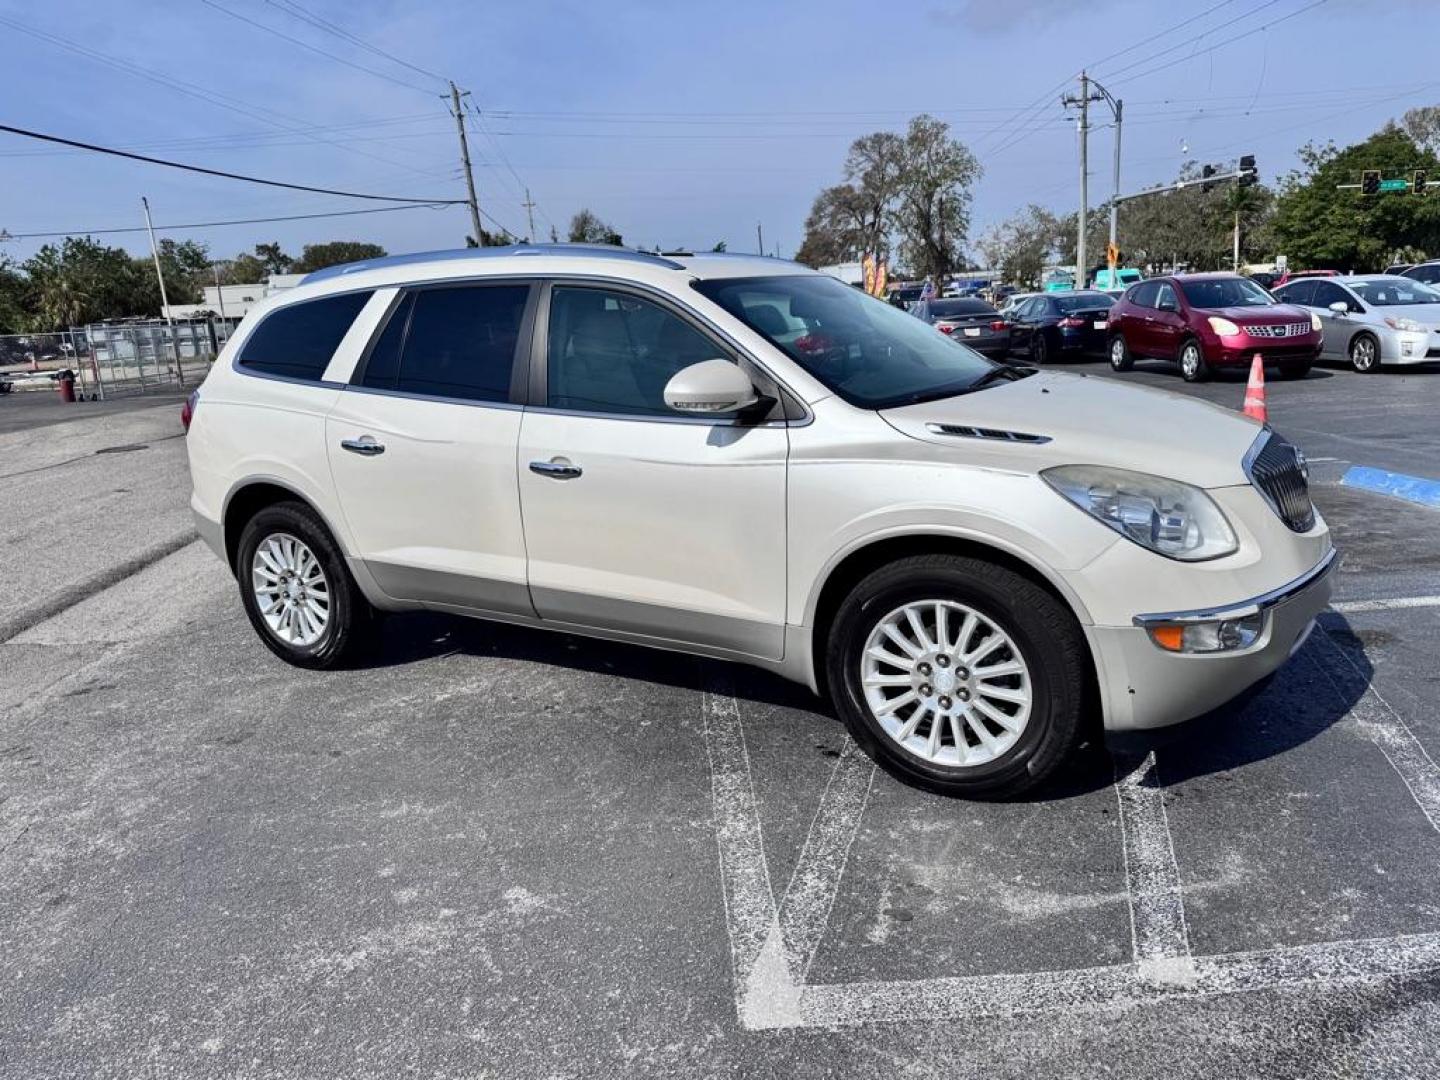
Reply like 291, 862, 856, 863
529, 459, 582, 480
340, 435, 385, 457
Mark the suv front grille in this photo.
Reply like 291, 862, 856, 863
1249, 322, 1311, 338
1246, 431, 1314, 532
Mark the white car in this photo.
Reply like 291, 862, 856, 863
1272, 275, 1440, 371
186, 246, 1334, 797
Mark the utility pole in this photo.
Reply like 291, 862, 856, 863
1233, 211, 1241, 272
756, 221, 764, 256
1075, 73, 1090, 287
522, 188, 537, 243
213, 263, 228, 322
1109, 97, 1123, 257
142, 196, 182, 389
449, 81, 483, 245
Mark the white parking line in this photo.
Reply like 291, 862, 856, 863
1114, 754, 1196, 985
1309, 628, 1440, 833
1331, 595, 1440, 614
701, 635, 1440, 1031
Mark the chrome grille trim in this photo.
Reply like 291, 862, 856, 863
1244, 429, 1315, 533
925, 423, 1052, 444
1248, 322, 1311, 339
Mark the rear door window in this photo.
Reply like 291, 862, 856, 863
238, 291, 373, 381
359, 284, 530, 403
1278, 280, 1316, 306
1130, 281, 1160, 308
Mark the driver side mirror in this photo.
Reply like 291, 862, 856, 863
663, 359, 761, 416
1328, 301, 1349, 315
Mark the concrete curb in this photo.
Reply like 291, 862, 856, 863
0, 529, 198, 643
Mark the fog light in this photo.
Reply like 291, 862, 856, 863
1147, 614, 1264, 653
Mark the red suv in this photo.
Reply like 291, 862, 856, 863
1107, 273, 1322, 382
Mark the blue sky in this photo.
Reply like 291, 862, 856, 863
2, 0, 1437, 267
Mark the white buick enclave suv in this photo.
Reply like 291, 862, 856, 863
186, 246, 1334, 797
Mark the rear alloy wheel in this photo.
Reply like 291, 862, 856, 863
827, 555, 1087, 799
1349, 333, 1381, 373
1179, 339, 1210, 382
237, 501, 374, 669
1108, 334, 1133, 372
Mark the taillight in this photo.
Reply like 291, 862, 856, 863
1057, 316, 1085, 329
990, 320, 1008, 331
938, 324, 956, 334
181, 388, 200, 432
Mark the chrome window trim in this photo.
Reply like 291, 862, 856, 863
1132, 547, 1337, 627
339, 383, 525, 412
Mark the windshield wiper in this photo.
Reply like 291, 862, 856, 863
968, 364, 1035, 390
886, 365, 1035, 408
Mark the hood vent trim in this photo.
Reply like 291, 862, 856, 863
925, 423, 1052, 445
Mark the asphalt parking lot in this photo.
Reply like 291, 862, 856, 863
3, 363, 1440, 1078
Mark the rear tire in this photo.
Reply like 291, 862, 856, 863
826, 555, 1087, 799
1031, 331, 1049, 365
236, 501, 374, 669
1108, 334, 1133, 372
1179, 338, 1210, 382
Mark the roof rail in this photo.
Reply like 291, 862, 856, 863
300, 243, 685, 284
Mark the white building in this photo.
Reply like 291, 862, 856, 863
164, 274, 306, 320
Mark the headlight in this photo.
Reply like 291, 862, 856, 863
1208, 316, 1241, 336
1042, 465, 1238, 561
1310, 312, 1323, 331
1385, 316, 1425, 332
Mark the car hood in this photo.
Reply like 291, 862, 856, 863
879, 371, 1262, 488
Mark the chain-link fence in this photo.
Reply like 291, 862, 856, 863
2, 317, 242, 398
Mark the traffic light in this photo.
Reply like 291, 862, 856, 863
1416, 169, 1429, 195
1239, 154, 1257, 188
1202, 164, 1218, 193
1361, 170, 1381, 195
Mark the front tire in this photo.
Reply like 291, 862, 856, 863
826, 555, 1087, 799
1179, 338, 1210, 382
1349, 333, 1381, 373
236, 501, 373, 669
1108, 334, 1133, 372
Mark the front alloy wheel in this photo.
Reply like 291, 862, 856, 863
1349, 334, 1380, 373
827, 554, 1087, 798
860, 600, 1031, 769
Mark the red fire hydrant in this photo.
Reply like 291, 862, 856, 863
57, 369, 77, 403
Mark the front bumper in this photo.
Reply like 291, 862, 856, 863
1211, 339, 1322, 367
1088, 548, 1336, 733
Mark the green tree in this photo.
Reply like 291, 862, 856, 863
1273, 126, 1440, 270
290, 241, 387, 273
253, 242, 294, 275
1402, 104, 1440, 157
976, 204, 1067, 288
219, 253, 269, 284
894, 115, 981, 281
22, 237, 150, 329
710, 240, 728, 252
567, 209, 623, 246
0, 256, 29, 334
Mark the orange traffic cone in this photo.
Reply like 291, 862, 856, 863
1242, 353, 1267, 423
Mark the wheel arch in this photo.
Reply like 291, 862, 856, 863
222, 478, 349, 573
806, 531, 1100, 723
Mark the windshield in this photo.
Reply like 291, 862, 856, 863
1348, 278, 1440, 306
1177, 277, 1275, 309
694, 274, 996, 409
1054, 292, 1115, 313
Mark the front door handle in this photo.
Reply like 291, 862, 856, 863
340, 435, 385, 457
529, 459, 582, 480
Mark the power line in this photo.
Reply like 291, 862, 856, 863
4, 202, 450, 240
264, 0, 449, 85
0, 12, 456, 186
1106, 0, 1327, 87
0, 122, 467, 203
199, 0, 438, 95
1086, 0, 1241, 74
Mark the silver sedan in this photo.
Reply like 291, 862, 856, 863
1272, 275, 1440, 372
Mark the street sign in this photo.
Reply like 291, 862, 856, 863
1276, 255, 1288, 271
1379, 178, 1409, 193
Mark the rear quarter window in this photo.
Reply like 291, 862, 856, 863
237, 291, 374, 382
